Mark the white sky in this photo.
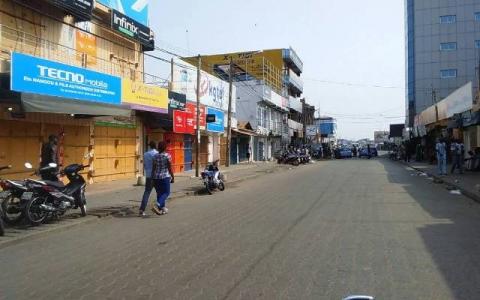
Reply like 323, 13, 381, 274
146, 0, 406, 140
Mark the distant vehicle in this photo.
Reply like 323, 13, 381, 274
359, 146, 378, 158
335, 147, 353, 159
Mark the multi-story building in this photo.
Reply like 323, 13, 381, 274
405, 0, 480, 127
0, 0, 166, 182
183, 48, 308, 161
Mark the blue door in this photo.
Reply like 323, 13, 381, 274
230, 137, 238, 165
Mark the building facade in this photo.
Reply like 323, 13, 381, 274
0, 0, 164, 182
184, 48, 308, 161
406, 0, 480, 127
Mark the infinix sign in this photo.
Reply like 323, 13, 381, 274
111, 9, 152, 48
113, 13, 138, 37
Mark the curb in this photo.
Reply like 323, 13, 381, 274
0, 165, 290, 248
405, 162, 480, 203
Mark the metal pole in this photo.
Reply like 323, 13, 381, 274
170, 58, 174, 90
195, 55, 201, 177
226, 57, 233, 167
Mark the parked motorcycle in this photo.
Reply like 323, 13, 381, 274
0, 165, 11, 236
1, 163, 60, 225
277, 151, 300, 166
23, 163, 88, 226
201, 163, 225, 195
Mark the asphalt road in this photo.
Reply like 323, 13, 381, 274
2, 158, 480, 299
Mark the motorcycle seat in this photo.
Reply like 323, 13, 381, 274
43, 180, 65, 188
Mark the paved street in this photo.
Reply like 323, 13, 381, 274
2, 158, 480, 299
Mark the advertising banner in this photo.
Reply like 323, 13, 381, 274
11, 52, 121, 105
172, 58, 236, 113
122, 79, 168, 113
49, 0, 94, 20
111, 9, 152, 47
76, 29, 97, 65
97, 0, 149, 26
306, 125, 317, 137
173, 110, 187, 134
168, 91, 186, 114
206, 107, 225, 133
186, 102, 206, 131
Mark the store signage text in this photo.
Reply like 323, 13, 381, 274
11, 52, 121, 105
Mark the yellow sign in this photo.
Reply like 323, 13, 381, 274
76, 31, 97, 66
122, 79, 169, 113
183, 49, 284, 92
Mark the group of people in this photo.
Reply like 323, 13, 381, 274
140, 141, 174, 217
435, 138, 466, 176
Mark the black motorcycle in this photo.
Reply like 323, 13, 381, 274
23, 163, 89, 226
0, 165, 11, 236
1, 163, 60, 225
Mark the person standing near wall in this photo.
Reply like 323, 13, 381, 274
151, 141, 175, 215
436, 138, 447, 176
139, 141, 158, 217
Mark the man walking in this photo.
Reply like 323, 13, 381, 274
436, 138, 447, 176
451, 139, 465, 174
139, 141, 158, 217
151, 141, 174, 215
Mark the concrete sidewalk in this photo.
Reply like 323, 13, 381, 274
85, 162, 285, 213
405, 160, 480, 202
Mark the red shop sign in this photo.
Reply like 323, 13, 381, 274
186, 102, 206, 130
173, 110, 187, 133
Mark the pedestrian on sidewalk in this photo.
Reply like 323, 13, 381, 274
451, 139, 465, 174
436, 138, 447, 176
151, 141, 175, 215
139, 141, 158, 217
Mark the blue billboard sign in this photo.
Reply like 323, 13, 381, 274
11, 52, 121, 105
98, 0, 149, 26
206, 107, 225, 133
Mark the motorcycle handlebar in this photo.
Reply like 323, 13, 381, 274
0, 165, 12, 171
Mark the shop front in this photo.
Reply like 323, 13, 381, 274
1, 52, 131, 182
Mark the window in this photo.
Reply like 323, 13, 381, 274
440, 42, 457, 51
440, 69, 457, 79
440, 15, 456, 24
475, 12, 480, 21
476, 40, 480, 49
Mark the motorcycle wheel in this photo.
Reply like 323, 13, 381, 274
0, 218, 4, 236
292, 159, 299, 166
25, 197, 47, 226
218, 181, 225, 191
1, 194, 25, 225
205, 183, 213, 195
77, 192, 87, 217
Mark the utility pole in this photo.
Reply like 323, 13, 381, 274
170, 58, 174, 90
226, 57, 233, 167
195, 55, 201, 177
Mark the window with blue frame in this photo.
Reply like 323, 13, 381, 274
440, 69, 457, 79
476, 40, 480, 49
439, 15, 456, 24
440, 42, 457, 51
475, 12, 480, 21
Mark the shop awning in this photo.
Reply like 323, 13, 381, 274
232, 128, 257, 136
21, 93, 131, 117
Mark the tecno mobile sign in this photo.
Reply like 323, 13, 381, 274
11, 52, 121, 105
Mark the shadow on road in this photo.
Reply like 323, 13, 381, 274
380, 158, 480, 299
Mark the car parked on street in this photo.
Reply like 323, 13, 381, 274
335, 147, 353, 159
359, 146, 378, 158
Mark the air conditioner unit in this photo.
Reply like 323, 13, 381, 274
0, 59, 11, 73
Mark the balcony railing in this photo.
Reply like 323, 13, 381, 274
283, 48, 303, 75
0, 24, 168, 86
284, 70, 303, 94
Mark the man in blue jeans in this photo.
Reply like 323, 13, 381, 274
139, 141, 158, 217
151, 141, 175, 215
